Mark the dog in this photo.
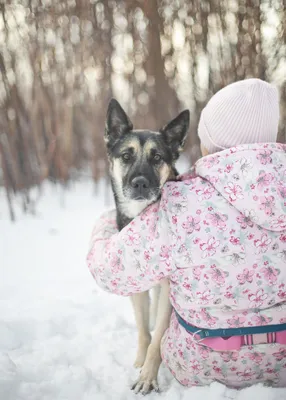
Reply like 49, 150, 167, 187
104, 99, 189, 394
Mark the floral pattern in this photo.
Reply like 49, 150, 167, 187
161, 313, 286, 388
87, 143, 286, 388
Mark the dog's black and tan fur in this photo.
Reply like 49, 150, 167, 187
104, 99, 189, 394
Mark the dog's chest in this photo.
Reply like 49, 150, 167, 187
120, 199, 151, 219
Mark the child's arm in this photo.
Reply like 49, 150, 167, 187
86, 197, 176, 296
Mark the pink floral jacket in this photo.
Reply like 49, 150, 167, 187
87, 143, 286, 331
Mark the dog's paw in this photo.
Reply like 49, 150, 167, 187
131, 377, 159, 395
131, 353, 161, 395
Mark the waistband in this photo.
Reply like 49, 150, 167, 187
175, 311, 286, 339
175, 311, 286, 351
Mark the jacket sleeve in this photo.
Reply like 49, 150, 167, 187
86, 196, 176, 296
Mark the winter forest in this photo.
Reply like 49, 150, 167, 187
0, 0, 285, 219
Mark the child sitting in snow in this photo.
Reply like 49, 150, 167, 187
87, 79, 286, 388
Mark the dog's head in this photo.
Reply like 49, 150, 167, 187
104, 99, 189, 205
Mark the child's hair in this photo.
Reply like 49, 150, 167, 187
198, 78, 279, 154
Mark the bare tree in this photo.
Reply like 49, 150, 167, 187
0, 0, 285, 219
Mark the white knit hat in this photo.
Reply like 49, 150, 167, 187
198, 78, 280, 154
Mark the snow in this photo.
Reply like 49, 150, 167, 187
0, 179, 285, 400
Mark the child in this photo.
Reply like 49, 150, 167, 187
87, 79, 286, 388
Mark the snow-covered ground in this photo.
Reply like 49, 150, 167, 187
1, 178, 285, 400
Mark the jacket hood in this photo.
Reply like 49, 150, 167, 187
195, 143, 286, 232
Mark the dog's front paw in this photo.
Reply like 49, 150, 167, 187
131, 376, 159, 395
131, 346, 161, 395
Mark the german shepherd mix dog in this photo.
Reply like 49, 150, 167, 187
104, 99, 189, 394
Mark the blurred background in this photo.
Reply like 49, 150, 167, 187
0, 0, 285, 220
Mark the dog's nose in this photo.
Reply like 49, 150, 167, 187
131, 176, 150, 194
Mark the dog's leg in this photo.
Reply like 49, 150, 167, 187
132, 279, 172, 394
131, 292, 152, 368
149, 285, 161, 331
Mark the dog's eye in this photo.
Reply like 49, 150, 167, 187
122, 153, 131, 162
153, 154, 162, 162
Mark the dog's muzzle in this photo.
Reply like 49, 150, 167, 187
130, 176, 150, 200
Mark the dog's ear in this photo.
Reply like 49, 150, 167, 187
105, 99, 133, 145
160, 110, 190, 156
